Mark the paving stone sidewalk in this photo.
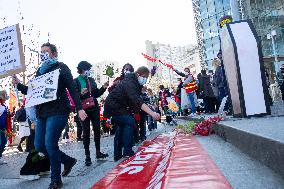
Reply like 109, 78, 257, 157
0, 122, 173, 189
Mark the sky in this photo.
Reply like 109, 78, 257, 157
0, 0, 197, 76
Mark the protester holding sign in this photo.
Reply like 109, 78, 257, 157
13, 42, 87, 189
74, 61, 109, 166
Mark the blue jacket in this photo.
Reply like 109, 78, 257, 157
0, 107, 7, 130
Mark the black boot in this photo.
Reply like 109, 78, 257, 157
48, 180, 63, 189
85, 156, 92, 166
62, 158, 77, 177
96, 152, 109, 159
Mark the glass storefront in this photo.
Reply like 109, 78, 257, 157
244, 0, 284, 82
193, 0, 283, 72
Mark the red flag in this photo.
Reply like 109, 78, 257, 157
142, 53, 174, 70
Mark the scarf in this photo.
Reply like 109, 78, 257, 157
78, 75, 87, 91
39, 58, 58, 74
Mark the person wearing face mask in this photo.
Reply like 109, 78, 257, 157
108, 63, 134, 92
74, 61, 109, 166
12, 43, 88, 189
104, 66, 160, 161
276, 64, 284, 101
174, 67, 198, 116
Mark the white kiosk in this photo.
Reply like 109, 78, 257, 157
221, 20, 271, 117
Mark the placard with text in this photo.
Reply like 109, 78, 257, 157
0, 24, 25, 78
25, 69, 60, 108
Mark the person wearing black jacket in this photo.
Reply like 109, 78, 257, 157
104, 66, 160, 161
199, 70, 215, 113
13, 43, 87, 189
74, 61, 109, 166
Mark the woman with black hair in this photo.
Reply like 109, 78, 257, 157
108, 63, 134, 92
74, 61, 109, 166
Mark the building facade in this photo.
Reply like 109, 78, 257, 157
192, 0, 284, 76
240, 0, 284, 81
192, 0, 232, 70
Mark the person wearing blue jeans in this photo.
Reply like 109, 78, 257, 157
104, 67, 160, 162
173, 67, 197, 116
188, 92, 196, 114
13, 43, 87, 189
112, 115, 136, 159
35, 115, 72, 183
0, 92, 9, 165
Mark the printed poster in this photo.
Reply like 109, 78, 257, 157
25, 69, 60, 108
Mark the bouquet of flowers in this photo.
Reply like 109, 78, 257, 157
0, 129, 16, 138
176, 121, 195, 135
176, 116, 223, 136
193, 116, 223, 136
167, 100, 179, 113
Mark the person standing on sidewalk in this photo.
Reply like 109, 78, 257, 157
199, 70, 215, 113
74, 114, 83, 141
147, 88, 158, 131
174, 67, 198, 116
13, 42, 87, 189
276, 64, 284, 101
104, 66, 161, 161
108, 63, 134, 93
74, 61, 109, 166
14, 104, 30, 152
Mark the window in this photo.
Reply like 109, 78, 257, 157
210, 37, 220, 57
215, 0, 224, 13
223, 0, 230, 11
202, 20, 211, 40
207, 1, 216, 17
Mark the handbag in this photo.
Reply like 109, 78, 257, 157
81, 80, 95, 110
66, 88, 75, 112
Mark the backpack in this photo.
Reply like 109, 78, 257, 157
20, 150, 50, 177
14, 107, 27, 122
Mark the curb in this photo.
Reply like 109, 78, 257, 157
213, 123, 284, 178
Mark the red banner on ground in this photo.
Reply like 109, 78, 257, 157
91, 132, 232, 189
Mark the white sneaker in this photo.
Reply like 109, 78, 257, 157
189, 113, 196, 117
20, 174, 40, 181
0, 158, 7, 165
39, 171, 50, 176
146, 131, 151, 136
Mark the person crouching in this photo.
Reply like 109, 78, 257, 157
104, 66, 160, 161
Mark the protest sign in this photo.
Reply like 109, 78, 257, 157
0, 24, 25, 78
25, 69, 60, 108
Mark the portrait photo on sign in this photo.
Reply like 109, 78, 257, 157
42, 88, 56, 99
